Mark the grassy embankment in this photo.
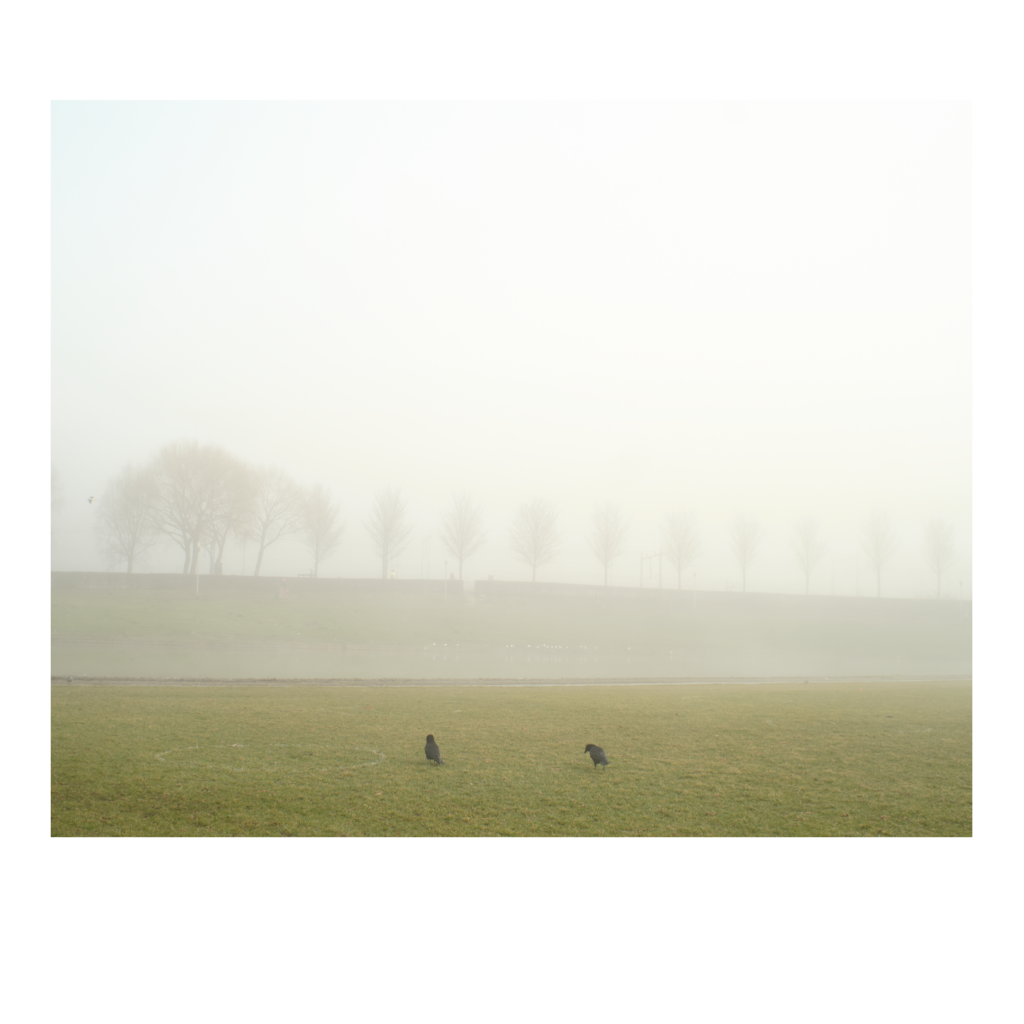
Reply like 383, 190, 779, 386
51, 586, 714, 648
51, 680, 971, 837
51, 587, 966, 664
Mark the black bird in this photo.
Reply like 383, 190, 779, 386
584, 743, 609, 767
425, 734, 444, 765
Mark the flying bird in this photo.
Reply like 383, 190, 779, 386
584, 743, 609, 768
87, 496, 96, 504
425, 734, 444, 765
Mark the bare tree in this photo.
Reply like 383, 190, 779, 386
245, 466, 304, 576
202, 455, 255, 574
861, 515, 897, 598
791, 520, 827, 596
662, 512, 701, 589
95, 464, 160, 573
924, 519, 955, 598
365, 487, 414, 579
149, 440, 239, 574
301, 484, 345, 577
439, 492, 486, 581
587, 504, 628, 586
731, 516, 763, 593
148, 440, 204, 573
509, 498, 560, 582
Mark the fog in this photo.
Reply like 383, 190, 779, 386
51, 102, 971, 599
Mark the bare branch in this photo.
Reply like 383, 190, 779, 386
95, 464, 160, 573
439, 493, 486, 581
662, 512, 701, 589
587, 504, 628, 586
365, 487, 414, 579
148, 440, 242, 574
791, 520, 827, 596
201, 455, 255, 574
508, 498, 560, 583
730, 517, 763, 593
861, 515, 897, 598
245, 466, 303, 576
301, 484, 345, 577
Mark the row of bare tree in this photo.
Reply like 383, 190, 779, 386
76, 446, 958, 594
87, 443, 479, 580
90, 442, 345, 577
702, 514, 955, 598
507, 504, 957, 598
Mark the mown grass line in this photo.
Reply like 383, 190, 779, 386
51, 680, 971, 837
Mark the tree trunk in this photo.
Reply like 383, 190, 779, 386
190, 537, 201, 575
532, 564, 536, 583
215, 530, 229, 573
127, 552, 134, 573
254, 526, 269, 576
604, 565, 607, 586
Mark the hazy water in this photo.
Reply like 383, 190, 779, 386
50, 641, 968, 680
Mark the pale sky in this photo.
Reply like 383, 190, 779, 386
51, 101, 971, 596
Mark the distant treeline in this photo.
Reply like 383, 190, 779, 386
52, 440, 960, 597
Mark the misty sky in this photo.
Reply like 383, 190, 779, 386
51, 102, 971, 596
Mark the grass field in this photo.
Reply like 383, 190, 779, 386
51, 679, 971, 837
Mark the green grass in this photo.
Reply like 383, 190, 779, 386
51, 587, 698, 649
50, 587, 971, 668
51, 680, 971, 836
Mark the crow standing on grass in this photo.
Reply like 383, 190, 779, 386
425, 734, 444, 765
584, 743, 609, 768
